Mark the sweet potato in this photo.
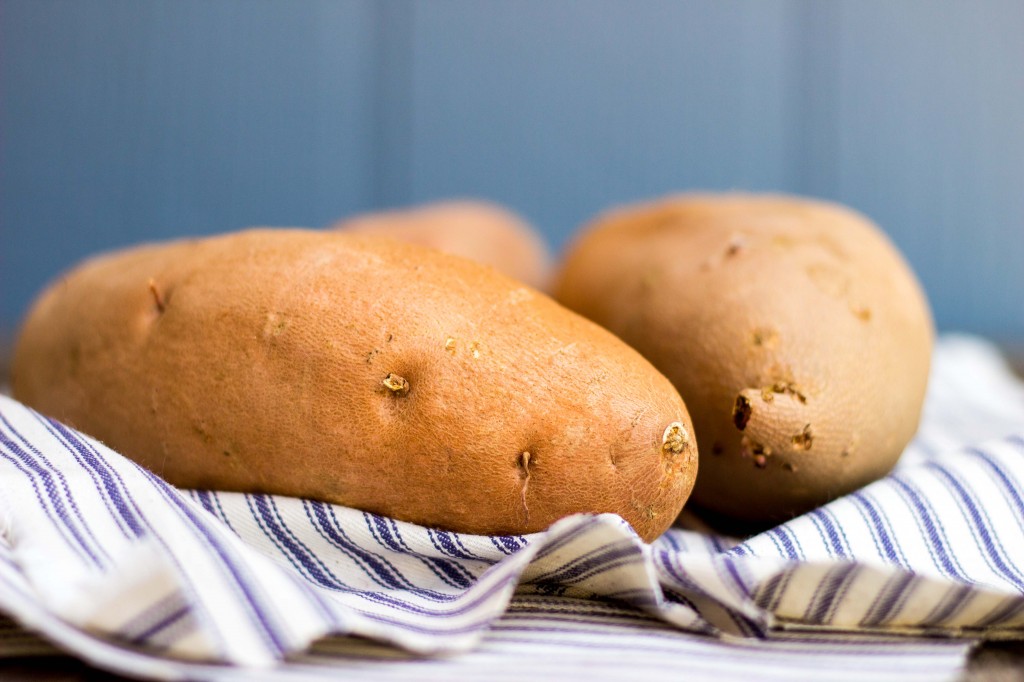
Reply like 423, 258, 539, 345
555, 194, 933, 524
334, 201, 553, 291
12, 229, 697, 541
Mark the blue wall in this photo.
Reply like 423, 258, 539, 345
2, 1, 1022, 341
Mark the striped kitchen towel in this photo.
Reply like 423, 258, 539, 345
0, 334, 1022, 681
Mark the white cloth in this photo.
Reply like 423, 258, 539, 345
0, 335, 1022, 681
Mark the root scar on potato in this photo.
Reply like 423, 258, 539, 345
518, 451, 532, 523
732, 395, 752, 430
661, 422, 689, 455
382, 373, 410, 396
147, 278, 166, 313
725, 234, 746, 257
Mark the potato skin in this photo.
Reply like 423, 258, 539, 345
12, 229, 696, 541
555, 194, 934, 524
334, 201, 554, 292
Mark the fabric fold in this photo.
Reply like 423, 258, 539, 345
0, 335, 1022, 680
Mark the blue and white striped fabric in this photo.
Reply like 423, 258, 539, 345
0, 335, 1022, 681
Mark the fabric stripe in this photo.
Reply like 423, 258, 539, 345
0, 335, 1020, 681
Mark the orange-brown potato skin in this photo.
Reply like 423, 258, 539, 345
12, 229, 696, 541
554, 194, 934, 524
334, 201, 553, 292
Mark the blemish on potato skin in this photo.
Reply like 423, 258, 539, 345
629, 496, 660, 522
852, 306, 872, 322
192, 423, 213, 444
586, 369, 611, 388
444, 337, 456, 353
629, 407, 648, 428
699, 234, 749, 270
791, 424, 814, 451
382, 373, 410, 396
468, 341, 482, 359
607, 443, 621, 470
740, 435, 773, 469
507, 288, 533, 305
732, 395, 752, 430
752, 327, 779, 349
765, 382, 807, 404
263, 312, 290, 338
551, 342, 580, 363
